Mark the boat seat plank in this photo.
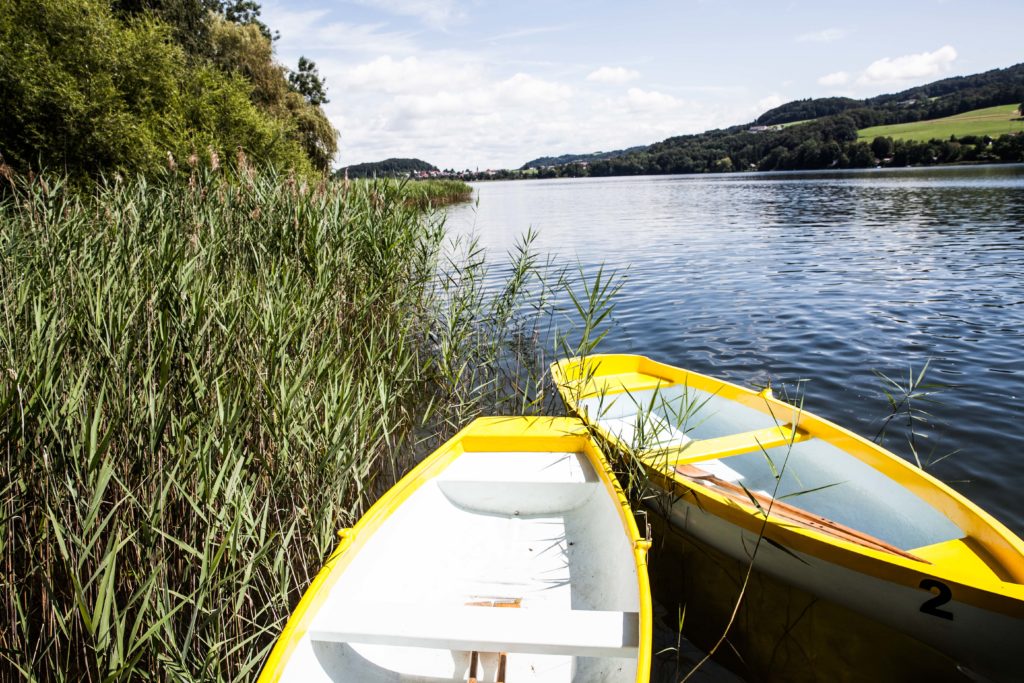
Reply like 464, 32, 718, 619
640, 424, 809, 466
309, 604, 640, 658
574, 371, 675, 398
437, 480, 599, 515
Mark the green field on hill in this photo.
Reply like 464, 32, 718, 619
858, 104, 1024, 142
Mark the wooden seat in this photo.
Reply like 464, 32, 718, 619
309, 604, 640, 658
645, 424, 809, 466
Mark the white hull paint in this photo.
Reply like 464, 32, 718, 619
668, 494, 1021, 682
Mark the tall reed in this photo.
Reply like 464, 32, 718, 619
0, 171, 560, 681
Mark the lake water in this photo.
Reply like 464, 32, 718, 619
446, 164, 1024, 538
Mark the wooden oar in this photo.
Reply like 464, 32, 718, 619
675, 464, 927, 563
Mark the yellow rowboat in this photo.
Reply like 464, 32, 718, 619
551, 354, 1024, 682
258, 416, 652, 683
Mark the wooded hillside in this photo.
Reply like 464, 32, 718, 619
339, 158, 439, 178
528, 62, 1024, 177
757, 62, 1024, 127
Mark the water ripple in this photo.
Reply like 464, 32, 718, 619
446, 164, 1024, 535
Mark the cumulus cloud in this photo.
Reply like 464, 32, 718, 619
336, 55, 482, 94
586, 66, 640, 84
818, 71, 850, 87
857, 45, 957, 85
392, 73, 571, 119
623, 88, 683, 112
797, 28, 846, 43
496, 73, 573, 105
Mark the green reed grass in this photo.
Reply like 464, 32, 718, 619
352, 178, 473, 211
0, 170, 566, 681
872, 359, 956, 469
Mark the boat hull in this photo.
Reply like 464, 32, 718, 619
663, 489, 1022, 681
648, 513, 968, 682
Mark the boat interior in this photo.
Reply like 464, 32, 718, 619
560, 356, 1024, 585
281, 448, 643, 682
578, 383, 964, 552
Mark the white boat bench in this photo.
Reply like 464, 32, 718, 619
309, 604, 639, 658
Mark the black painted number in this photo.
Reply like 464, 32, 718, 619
919, 578, 954, 621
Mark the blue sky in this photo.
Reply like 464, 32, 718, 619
262, 0, 1024, 170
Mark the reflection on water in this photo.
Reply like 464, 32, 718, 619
446, 164, 1024, 537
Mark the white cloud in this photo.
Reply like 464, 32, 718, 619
818, 71, 850, 87
496, 73, 573, 106
336, 55, 482, 94
857, 45, 957, 85
266, 4, 767, 169
797, 28, 846, 43
586, 66, 640, 84
756, 94, 784, 113
261, 5, 417, 54
485, 25, 570, 43
314, 23, 418, 54
353, 0, 464, 30
392, 73, 571, 117
623, 88, 683, 112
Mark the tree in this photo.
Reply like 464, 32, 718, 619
846, 142, 876, 168
289, 56, 329, 106
113, 0, 221, 57
208, 17, 336, 170
219, 0, 277, 41
0, 0, 319, 179
711, 156, 733, 173
871, 136, 894, 160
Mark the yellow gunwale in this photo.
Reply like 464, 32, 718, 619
551, 354, 1024, 619
257, 415, 653, 683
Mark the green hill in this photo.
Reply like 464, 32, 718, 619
339, 158, 438, 178
858, 104, 1024, 142
520, 147, 647, 169
529, 62, 1024, 177
758, 63, 1024, 127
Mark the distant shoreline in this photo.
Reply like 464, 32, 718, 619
455, 158, 1024, 183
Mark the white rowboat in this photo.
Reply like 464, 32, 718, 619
259, 416, 653, 683
552, 354, 1024, 682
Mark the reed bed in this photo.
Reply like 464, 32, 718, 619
352, 178, 474, 210
0, 171, 575, 681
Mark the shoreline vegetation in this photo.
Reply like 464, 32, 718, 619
0, 168, 571, 681
344, 119, 1024, 183
388, 178, 474, 209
